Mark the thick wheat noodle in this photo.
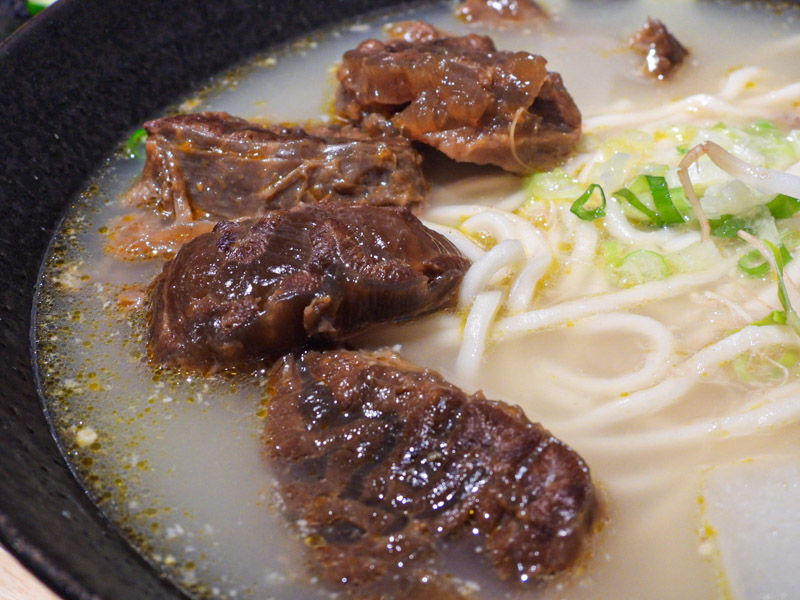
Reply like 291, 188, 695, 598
458, 239, 525, 309
507, 255, 551, 314
495, 259, 733, 340
549, 205, 599, 302
567, 325, 800, 429
455, 290, 503, 377
496, 189, 529, 212
423, 204, 485, 225
584, 94, 751, 132
573, 383, 800, 451
421, 221, 485, 262
602, 194, 682, 247
741, 81, 800, 108
718, 66, 766, 101
462, 211, 518, 245
536, 313, 675, 397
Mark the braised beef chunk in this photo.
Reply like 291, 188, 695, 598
629, 18, 689, 80
265, 349, 598, 591
335, 22, 581, 174
149, 205, 469, 371
127, 112, 428, 220
456, 0, 548, 27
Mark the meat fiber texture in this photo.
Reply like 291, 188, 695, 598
335, 21, 581, 174
149, 205, 470, 372
265, 349, 599, 592
127, 112, 428, 220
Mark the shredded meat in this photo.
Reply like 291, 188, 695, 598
335, 22, 581, 174
629, 18, 689, 80
126, 112, 428, 220
456, 0, 548, 27
149, 205, 470, 372
265, 348, 599, 592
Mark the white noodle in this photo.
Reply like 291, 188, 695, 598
549, 205, 599, 301
576, 382, 800, 450
496, 189, 529, 212
495, 259, 733, 341
458, 240, 525, 310
584, 94, 751, 133
455, 291, 503, 378
462, 210, 518, 244
570, 325, 800, 428
507, 255, 550, 314
537, 313, 675, 397
718, 66, 765, 101
421, 221, 485, 262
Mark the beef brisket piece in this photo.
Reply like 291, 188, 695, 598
127, 112, 428, 220
456, 0, 548, 27
335, 22, 581, 174
149, 205, 469, 371
265, 349, 598, 591
629, 18, 689, 80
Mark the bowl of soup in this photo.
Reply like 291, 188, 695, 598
3, 0, 800, 599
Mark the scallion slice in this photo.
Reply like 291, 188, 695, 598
709, 214, 753, 238
646, 175, 684, 224
738, 243, 791, 277
611, 249, 670, 287
612, 187, 664, 226
767, 193, 800, 220
126, 128, 147, 159
738, 230, 800, 335
738, 249, 772, 277
27, 0, 58, 16
752, 310, 788, 327
570, 184, 606, 221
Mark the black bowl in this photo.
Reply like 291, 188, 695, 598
0, 1, 416, 598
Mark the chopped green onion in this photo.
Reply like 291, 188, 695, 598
612, 175, 685, 227
738, 231, 800, 335
611, 249, 670, 287
738, 249, 771, 277
27, 0, 58, 16
709, 214, 753, 238
767, 193, 800, 220
570, 184, 606, 221
646, 175, 684, 224
752, 310, 788, 327
613, 187, 664, 226
126, 128, 147, 159
738, 243, 791, 277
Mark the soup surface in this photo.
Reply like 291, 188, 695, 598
35, 1, 800, 599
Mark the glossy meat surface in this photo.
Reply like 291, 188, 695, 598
127, 112, 428, 220
149, 205, 469, 371
265, 349, 599, 591
456, 0, 548, 26
335, 22, 581, 174
629, 18, 689, 80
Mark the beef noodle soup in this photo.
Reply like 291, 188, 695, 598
35, 1, 800, 598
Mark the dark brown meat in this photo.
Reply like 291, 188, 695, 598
456, 0, 548, 27
629, 18, 689, 80
127, 112, 428, 220
149, 205, 469, 372
335, 22, 581, 174
265, 349, 599, 591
